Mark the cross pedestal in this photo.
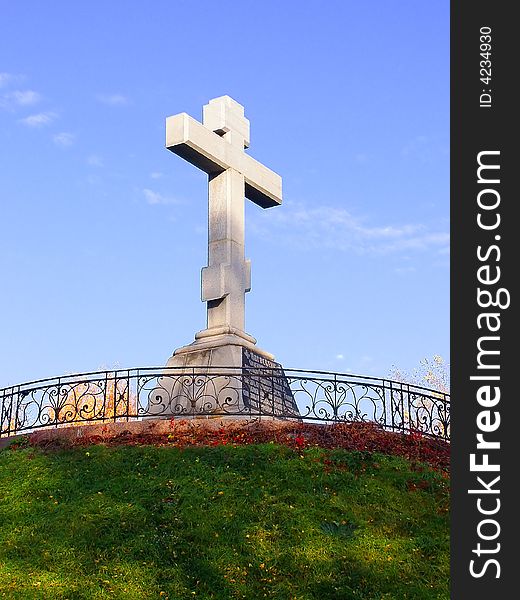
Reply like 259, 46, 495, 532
149, 96, 298, 418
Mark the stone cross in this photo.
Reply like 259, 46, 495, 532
165, 96, 282, 343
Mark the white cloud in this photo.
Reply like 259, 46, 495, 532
150, 171, 163, 179
0, 72, 15, 88
1, 84, 41, 111
143, 188, 180, 206
96, 93, 128, 106
19, 111, 56, 127
53, 132, 75, 146
8, 90, 41, 105
335, 354, 344, 360
87, 154, 104, 167
394, 266, 417, 274
250, 201, 449, 257
86, 174, 102, 185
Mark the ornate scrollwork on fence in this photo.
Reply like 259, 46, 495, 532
0, 367, 450, 441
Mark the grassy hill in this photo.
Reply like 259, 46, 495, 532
0, 440, 449, 599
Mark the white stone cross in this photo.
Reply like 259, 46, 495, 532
165, 96, 282, 344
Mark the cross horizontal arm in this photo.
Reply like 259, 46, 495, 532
166, 113, 282, 208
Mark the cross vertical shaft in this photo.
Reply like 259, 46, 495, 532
206, 167, 249, 333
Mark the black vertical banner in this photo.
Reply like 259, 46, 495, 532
451, 2, 516, 597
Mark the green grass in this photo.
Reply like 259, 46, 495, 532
0, 443, 449, 599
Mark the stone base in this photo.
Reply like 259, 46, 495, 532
173, 325, 274, 362
145, 332, 300, 419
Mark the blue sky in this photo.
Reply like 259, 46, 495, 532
0, 1, 449, 387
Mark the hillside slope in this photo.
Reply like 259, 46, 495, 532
0, 443, 449, 599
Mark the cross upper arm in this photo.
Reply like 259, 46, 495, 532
166, 113, 282, 208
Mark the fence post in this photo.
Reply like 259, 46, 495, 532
7, 387, 15, 436
269, 368, 274, 418
126, 369, 131, 421
55, 378, 61, 427
406, 383, 412, 434
334, 372, 338, 420
0, 387, 4, 437
388, 380, 394, 432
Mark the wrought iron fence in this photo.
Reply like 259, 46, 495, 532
0, 367, 450, 441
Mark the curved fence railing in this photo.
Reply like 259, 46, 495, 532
0, 367, 450, 441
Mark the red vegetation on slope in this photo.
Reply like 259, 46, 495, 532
20, 418, 449, 472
